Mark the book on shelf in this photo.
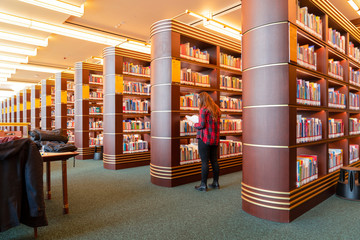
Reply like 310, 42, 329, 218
220, 96, 242, 112
349, 118, 360, 135
328, 148, 343, 173
220, 52, 242, 71
220, 75, 242, 91
67, 130, 75, 143
67, 92, 75, 102
180, 119, 197, 136
123, 81, 151, 95
89, 74, 103, 84
123, 99, 149, 113
180, 42, 210, 64
89, 106, 103, 114
180, 142, 200, 165
349, 67, 360, 86
219, 140, 242, 158
328, 88, 346, 109
296, 115, 322, 143
89, 118, 103, 129
296, 1, 322, 39
67, 81, 74, 90
296, 79, 320, 106
297, 155, 318, 187
328, 28, 346, 53
349, 92, 360, 110
328, 59, 344, 80
297, 44, 317, 71
123, 62, 150, 77
180, 93, 199, 110
350, 144, 359, 164
67, 120, 75, 129
123, 120, 150, 132
67, 108, 75, 115
123, 134, 148, 153
90, 90, 103, 99
349, 42, 360, 63
90, 134, 103, 146
220, 119, 242, 133
180, 68, 210, 87
328, 118, 344, 138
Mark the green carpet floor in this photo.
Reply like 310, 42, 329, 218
1, 160, 360, 240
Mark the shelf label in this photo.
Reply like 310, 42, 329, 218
46, 95, 52, 106
115, 74, 123, 94
83, 85, 89, 99
26, 102, 31, 110
172, 59, 180, 83
61, 91, 67, 104
289, 24, 297, 63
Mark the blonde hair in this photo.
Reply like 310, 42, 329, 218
198, 92, 221, 119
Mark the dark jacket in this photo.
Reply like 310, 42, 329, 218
0, 138, 48, 232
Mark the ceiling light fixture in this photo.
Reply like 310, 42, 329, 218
185, 10, 242, 40
0, 61, 64, 73
0, 44, 37, 56
0, 30, 48, 47
348, 0, 360, 11
19, 0, 85, 17
117, 40, 151, 54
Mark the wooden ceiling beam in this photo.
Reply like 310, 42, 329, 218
351, 18, 360, 27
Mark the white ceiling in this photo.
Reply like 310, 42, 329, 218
0, 0, 359, 93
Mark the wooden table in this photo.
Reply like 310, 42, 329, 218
42, 152, 78, 214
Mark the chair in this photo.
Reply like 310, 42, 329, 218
336, 166, 360, 201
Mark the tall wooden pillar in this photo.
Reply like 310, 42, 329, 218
41, 79, 55, 130
16, 91, 23, 131
31, 85, 41, 130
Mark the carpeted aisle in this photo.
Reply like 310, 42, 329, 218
1, 160, 360, 240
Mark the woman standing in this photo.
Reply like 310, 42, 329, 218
193, 92, 221, 191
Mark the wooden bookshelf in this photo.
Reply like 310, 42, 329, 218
31, 85, 41, 130
40, 79, 55, 130
102, 47, 151, 169
23, 88, 31, 128
150, 19, 243, 187
242, 0, 360, 223
0, 100, 3, 130
16, 91, 23, 132
9, 96, 16, 131
75, 61, 103, 160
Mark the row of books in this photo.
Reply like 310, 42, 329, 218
67, 92, 75, 102
124, 82, 151, 95
220, 96, 242, 112
180, 120, 196, 136
220, 119, 242, 133
89, 119, 103, 129
90, 134, 103, 146
90, 90, 103, 99
328, 28, 346, 54
67, 130, 74, 143
180, 68, 210, 87
219, 52, 242, 70
123, 120, 150, 132
349, 42, 360, 63
328, 118, 344, 138
328, 59, 343, 80
123, 62, 150, 77
220, 75, 242, 91
180, 42, 210, 63
67, 108, 75, 115
180, 93, 199, 110
296, 115, 322, 143
89, 106, 102, 114
349, 67, 360, 87
123, 99, 149, 113
349, 92, 360, 110
328, 148, 343, 173
349, 118, 360, 135
123, 134, 148, 153
297, 154, 318, 187
67, 120, 74, 129
296, 2, 322, 39
180, 143, 200, 165
350, 144, 359, 164
297, 44, 317, 71
219, 140, 242, 158
328, 88, 346, 109
89, 74, 103, 84
296, 79, 321, 106
67, 81, 74, 90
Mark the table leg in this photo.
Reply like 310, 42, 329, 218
62, 160, 69, 214
46, 161, 51, 199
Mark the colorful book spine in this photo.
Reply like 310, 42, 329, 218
89, 118, 103, 129
297, 44, 317, 71
350, 144, 359, 164
123, 120, 150, 132
296, 155, 318, 187
220, 53, 242, 70
67, 130, 75, 143
328, 59, 344, 80
67, 92, 75, 102
220, 96, 242, 112
123, 82, 151, 95
349, 42, 360, 62
67, 119, 75, 129
180, 119, 197, 136
123, 134, 148, 153
296, 115, 322, 143
89, 74, 103, 84
349, 67, 360, 86
220, 119, 242, 133
220, 75, 242, 91
123, 62, 150, 77
219, 140, 242, 158
90, 134, 103, 146
349, 118, 360, 135
67, 108, 75, 115
90, 90, 103, 99
328, 148, 343, 173
349, 92, 360, 110
296, 79, 320, 106
123, 99, 149, 113
67, 81, 74, 90
328, 28, 346, 53
180, 143, 200, 165
296, 2, 322, 39
328, 88, 346, 109
51, 110, 55, 117
180, 93, 199, 110
328, 118, 344, 138
89, 106, 103, 114
180, 42, 210, 63
180, 68, 210, 87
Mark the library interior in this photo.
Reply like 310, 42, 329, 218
2, 0, 360, 239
